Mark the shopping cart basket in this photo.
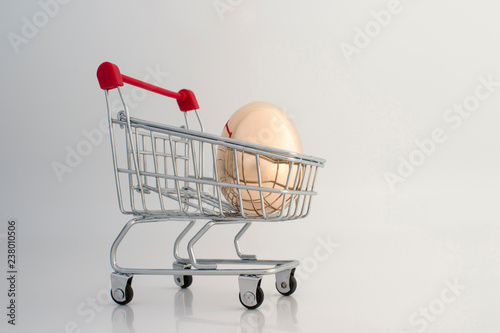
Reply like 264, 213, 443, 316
96, 62, 326, 309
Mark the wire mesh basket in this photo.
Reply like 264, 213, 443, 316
111, 110, 323, 221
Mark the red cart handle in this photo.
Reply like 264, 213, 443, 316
97, 62, 199, 112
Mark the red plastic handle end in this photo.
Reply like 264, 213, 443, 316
177, 89, 199, 112
97, 62, 199, 111
97, 62, 124, 90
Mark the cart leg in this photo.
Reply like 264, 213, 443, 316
110, 218, 141, 273
238, 275, 264, 309
234, 223, 257, 260
173, 220, 196, 263
111, 272, 134, 305
275, 268, 297, 296
187, 221, 218, 270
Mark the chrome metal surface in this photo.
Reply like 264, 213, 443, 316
110, 217, 299, 276
173, 221, 196, 262
275, 269, 293, 294
234, 223, 256, 260
238, 275, 263, 308
173, 262, 191, 287
187, 221, 218, 270
111, 273, 132, 301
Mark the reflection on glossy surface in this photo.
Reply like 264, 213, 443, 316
174, 288, 194, 318
111, 305, 135, 333
239, 309, 265, 333
109, 289, 301, 332
277, 296, 299, 327
174, 289, 300, 332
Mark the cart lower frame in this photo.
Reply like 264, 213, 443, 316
110, 217, 299, 309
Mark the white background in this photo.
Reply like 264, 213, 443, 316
1, 0, 500, 332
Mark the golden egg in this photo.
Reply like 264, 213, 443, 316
216, 102, 304, 217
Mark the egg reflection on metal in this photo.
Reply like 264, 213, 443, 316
216, 102, 304, 216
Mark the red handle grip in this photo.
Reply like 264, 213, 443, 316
97, 62, 199, 112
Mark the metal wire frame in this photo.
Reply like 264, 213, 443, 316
110, 217, 300, 273
105, 88, 325, 222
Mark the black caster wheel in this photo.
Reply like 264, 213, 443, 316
239, 285, 264, 310
276, 269, 297, 296
175, 274, 193, 289
111, 278, 134, 305
174, 265, 193, 289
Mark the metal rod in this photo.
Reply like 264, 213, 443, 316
187, 221, 217, 270
234, 223, 256, 260
173, 220, 196, 262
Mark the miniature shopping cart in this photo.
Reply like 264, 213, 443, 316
96, 62, 326, 309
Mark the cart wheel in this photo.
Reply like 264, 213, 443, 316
174, 265, 193, 289
111, 279, 134, 305
175, 274, 193, 289
239, 286, 264, 310
276, 269, 297, 296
